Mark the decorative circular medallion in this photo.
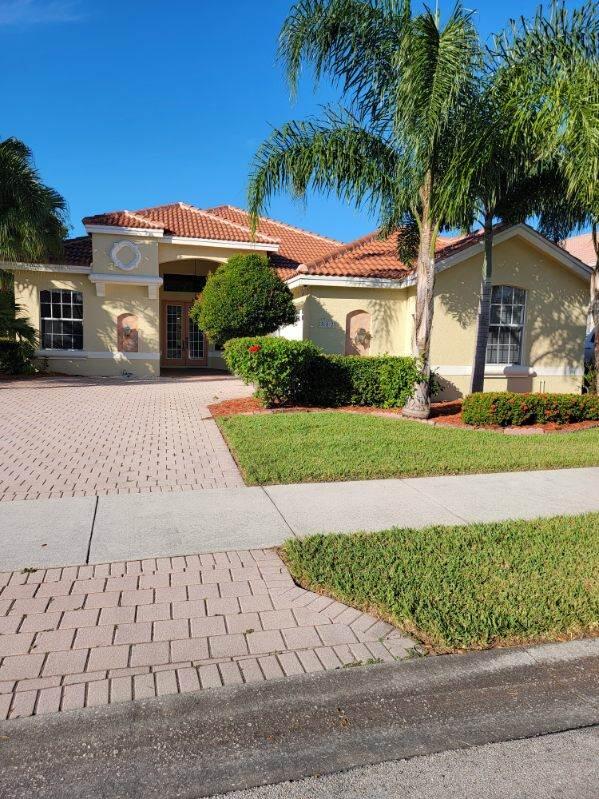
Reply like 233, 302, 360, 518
111, 240, 142, 271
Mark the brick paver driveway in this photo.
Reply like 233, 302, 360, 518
0, 373, 252, 502
0, 548, 416, 720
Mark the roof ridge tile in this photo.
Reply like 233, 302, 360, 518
303, 230, 381, 270
189, 207, 280, 244
207, 204, 342, 245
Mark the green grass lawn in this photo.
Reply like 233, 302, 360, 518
282, 513, 599, 651
217, 412, 599, 484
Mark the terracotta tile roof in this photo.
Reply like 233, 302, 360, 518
82, 210, 165, 230
296, 229, 477, 280
83, 203, 277, 245
136, 203, 278, 244
562, 232, 597, 266
48, 236, 92, 267
206, 205, 342, 278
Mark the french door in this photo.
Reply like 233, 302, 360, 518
161, 301, 208, 368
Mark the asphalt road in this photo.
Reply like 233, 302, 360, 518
215, 727, 599, 799
1, 640, 597, 798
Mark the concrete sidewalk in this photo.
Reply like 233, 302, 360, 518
1, 467, 598, 570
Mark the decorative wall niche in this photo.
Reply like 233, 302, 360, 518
117, 313, 139, 353
345, 309, 372, 355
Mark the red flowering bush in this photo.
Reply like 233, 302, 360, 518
225, 336, 424, 408
225, 337, 320, 406
463, 392, 599, 426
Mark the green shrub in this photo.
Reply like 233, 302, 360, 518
462, 391, 599, 426
0, 338, 37, 374
224, 337, 320, 406
224, 335, 424, 408
190, 253, 296, 348
320, 355, 423, 407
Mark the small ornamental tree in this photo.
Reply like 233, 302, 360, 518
190, 253, 296, 348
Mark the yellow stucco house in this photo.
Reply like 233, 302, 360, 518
2, 202, 592, 399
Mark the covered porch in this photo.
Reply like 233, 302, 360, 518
158, 256, 224, 373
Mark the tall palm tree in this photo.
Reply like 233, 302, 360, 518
248, 0, 480, 418
441, 95, 581, 393
438, 2, 598, 394
492, 0, 599, 388
0, 137, 68, 264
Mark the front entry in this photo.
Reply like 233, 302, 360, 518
161, 301, 208, 368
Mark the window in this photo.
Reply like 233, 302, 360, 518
40, 289, 83, 350
162, 274, 207, 293
486, 285, 525, 365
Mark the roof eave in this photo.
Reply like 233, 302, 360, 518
83, 224, 280, 251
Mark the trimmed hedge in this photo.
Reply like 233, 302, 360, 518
224, 336, 424, 408
462, 391, 599, 426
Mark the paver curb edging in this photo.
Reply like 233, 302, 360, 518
0, 548, 416, 721
0, 638, 597, 799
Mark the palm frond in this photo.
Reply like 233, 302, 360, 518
394, 4, 480, 160
248, 112, 399, 225
0, 137, 68, 263
491, 1, 599, 214
280, 0, 409, 120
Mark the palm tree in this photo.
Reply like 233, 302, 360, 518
492, 0, 599, 388
438, 1, 598, 394
248, 0, 480, 418
440, 91, 524, 394
441, 100, 580, 393
0, 291, 37, 374
0, 137, 67, 371
0, 292, 36, 345
0, 137, 68, 264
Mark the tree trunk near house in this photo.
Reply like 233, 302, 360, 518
403, 176, 436, 419
470, 213, 494, 394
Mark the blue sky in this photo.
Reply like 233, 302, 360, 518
0, 0, 580, 242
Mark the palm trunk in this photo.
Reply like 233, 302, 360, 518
591, 223, 599, 394
470, 213, 494, 394
403, 175, 435, 419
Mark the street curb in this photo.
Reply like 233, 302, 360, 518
1, 638, 598, 798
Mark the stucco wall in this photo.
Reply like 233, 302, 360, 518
299, 286, 411, 356
92, 233, 160, 276
12, 270, 159, 379
296, 234, 588, 399
430, 236, 588, 398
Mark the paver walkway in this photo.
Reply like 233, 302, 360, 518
0, 374, 252, 501
0, 548, 415, 720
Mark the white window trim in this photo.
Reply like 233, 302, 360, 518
432, 364, 584, 377
40, 289, 84, 352
486, 285, 527, 367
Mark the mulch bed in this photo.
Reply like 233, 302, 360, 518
208, 395, 599, 435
